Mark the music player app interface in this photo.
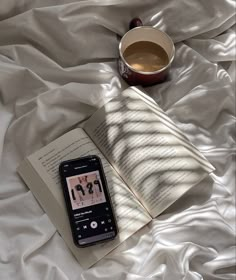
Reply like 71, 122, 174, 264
60, 156, 118, 246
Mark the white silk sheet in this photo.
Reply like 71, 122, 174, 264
0, 1, 235, 279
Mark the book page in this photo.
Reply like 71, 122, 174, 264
84, 87, 215, 218
18, 128, 151, 269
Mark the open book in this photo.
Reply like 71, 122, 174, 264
17, 87, 215, 269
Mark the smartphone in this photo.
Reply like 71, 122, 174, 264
59, 155, 118, 247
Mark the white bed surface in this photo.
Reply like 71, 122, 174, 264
0, 1, 235, 279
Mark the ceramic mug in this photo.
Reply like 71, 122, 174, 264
118, 18, 175, 86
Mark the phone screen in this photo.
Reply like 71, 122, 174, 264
60, 156, 118, 247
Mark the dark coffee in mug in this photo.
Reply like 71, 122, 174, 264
123, 41, 169, 72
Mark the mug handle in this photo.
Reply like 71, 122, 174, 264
129, 18, 143, 30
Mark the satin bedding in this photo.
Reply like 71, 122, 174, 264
0, 1, 235, 279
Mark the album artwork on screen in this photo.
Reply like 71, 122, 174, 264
66, 171, 106, 210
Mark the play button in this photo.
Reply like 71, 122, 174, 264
90, 221, 98, 229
